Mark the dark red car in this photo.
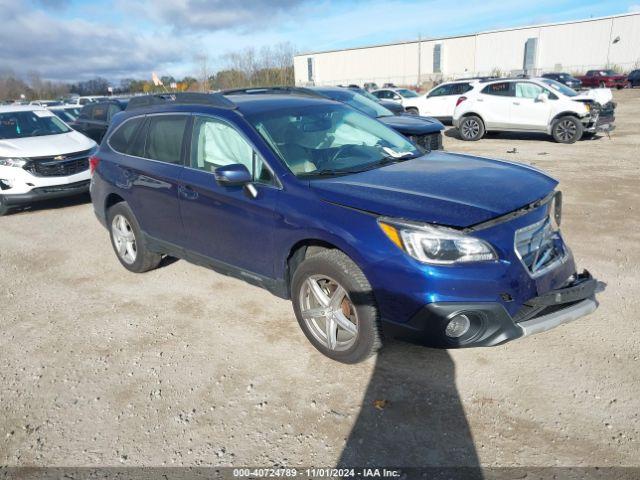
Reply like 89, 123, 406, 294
578, 70, 627, 89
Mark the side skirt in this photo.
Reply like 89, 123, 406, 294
143, 233, 290, 299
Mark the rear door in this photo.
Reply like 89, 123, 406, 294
118, 114, 189, 247
478, 82, 514, 128
179, 114, 279, 278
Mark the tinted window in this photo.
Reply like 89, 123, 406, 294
107, 104, 121, 120
92, 104, 108, 121
145, 115, 187, 164
450, 83, 472, 95
190, 116, 274, 185
428, 85, 451, 97
109, 116, 145, 155
79, 105, 92, 119
482, 82, 514, 97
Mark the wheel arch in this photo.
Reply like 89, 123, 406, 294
549, 111, 584, 134
104, 192, 126, 217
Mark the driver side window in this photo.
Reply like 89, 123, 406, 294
190, 116, 275, 185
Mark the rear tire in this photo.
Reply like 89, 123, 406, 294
107, 202, 162, 273
291, 249, 381, 364
552, 116, 583, 144
458, 115, 485, 141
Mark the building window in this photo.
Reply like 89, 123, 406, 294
523, 38, 538, 73
307, 57, 314, 82
433, 44, 442, 74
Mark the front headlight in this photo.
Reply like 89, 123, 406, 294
0, 157, 28, 168
549, 190, 562, 230
378, 217, 497, 265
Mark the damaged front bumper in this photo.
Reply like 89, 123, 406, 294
386, 270, 601, 348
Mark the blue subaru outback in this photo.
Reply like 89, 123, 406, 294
90, 92, 599, 363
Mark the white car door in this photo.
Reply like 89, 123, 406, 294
477, 82, 514, 128
509, 82, 553, 131
422, 84, 451, 117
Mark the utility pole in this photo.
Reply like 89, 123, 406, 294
417, 33, 422, 88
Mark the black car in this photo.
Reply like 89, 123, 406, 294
72, 98, 128, 143
628, 70, 640, 88
223, 86, 444, 151
541, 72, 582, 89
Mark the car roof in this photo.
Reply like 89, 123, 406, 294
230, 93, 340, 115
0, 105, 44, 113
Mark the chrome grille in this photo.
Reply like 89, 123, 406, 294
23, 149, 92, 177
514, 217, 565, 276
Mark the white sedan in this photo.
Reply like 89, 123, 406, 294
370, 88, 420, 109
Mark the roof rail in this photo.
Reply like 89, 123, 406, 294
126, 92, 236, 111
478, 76, 530, 83
221, 86, 324, 98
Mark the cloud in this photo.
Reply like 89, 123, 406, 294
0, 0, 186, 82
129, 0, 312, 32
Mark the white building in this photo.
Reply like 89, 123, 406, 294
294, 12, 640, 87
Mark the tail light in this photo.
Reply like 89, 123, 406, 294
456, 96, 467, 107
89, 155, 100, 175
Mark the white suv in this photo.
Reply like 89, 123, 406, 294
402, 80, 476, 121
453, 78, 615, 143
0, 106, 97, 215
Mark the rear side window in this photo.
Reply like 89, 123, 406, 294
144, 115, 188, 164
92, 104, 108, 121
107, 104, 121, 120
79, 105, 92, 119
482, 82, 514, 97
109, 117, 145, 155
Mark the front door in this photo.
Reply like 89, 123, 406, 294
179, 115, 279, 278
509, 82, 553, 131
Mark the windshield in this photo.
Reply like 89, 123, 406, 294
0, 110, 72, 139
540, 79, 577, 97
247, 104, 421, 177
397, 89, 418, 98
322, 89, 393, 118
51, 109, 75, 122
601, 70, 617, 76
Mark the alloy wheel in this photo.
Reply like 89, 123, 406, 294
299, 275, 358, 351
461, 119, 480, 139
111, 214, 137, 264
555, 120, 577, 142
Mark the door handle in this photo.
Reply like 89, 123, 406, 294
178, 185, 198, 200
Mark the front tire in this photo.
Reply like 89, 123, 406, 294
458, 115, 485, 141
107, 202, 162, 273
291, 249, 381, 364
405, 107, 419, 115
0, 195, 11, 216
552, 116, 583, 144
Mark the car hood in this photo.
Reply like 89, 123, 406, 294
0, 130, 96, 158
310, 151, 557, 227
378, 100, 404, 114
378, 114, 444, 135
572, 88, 613, 105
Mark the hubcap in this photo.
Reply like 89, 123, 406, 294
111, 214, 137, 264
556, 120, 577, 142
461, 119, 480, 139
299, 275, 358, 351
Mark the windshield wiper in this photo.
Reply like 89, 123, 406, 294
306, 168, 364, 177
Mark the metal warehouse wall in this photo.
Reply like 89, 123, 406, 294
294, 12, 640, 86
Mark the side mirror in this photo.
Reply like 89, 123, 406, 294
214, 164, 252, 186
536, 93, 549, 103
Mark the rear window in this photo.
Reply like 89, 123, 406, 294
482, 82, 514, 96
92, 104, 108, 121
109, 116, 145, 155
144, 115, 188, 164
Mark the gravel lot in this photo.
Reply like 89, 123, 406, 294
1, 89, 639, 469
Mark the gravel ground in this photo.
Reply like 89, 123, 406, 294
1, 89, 638, 469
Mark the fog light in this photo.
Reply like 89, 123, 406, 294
445, 314, 471, 338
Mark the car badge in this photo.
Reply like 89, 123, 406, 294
54, 155, 66, 161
